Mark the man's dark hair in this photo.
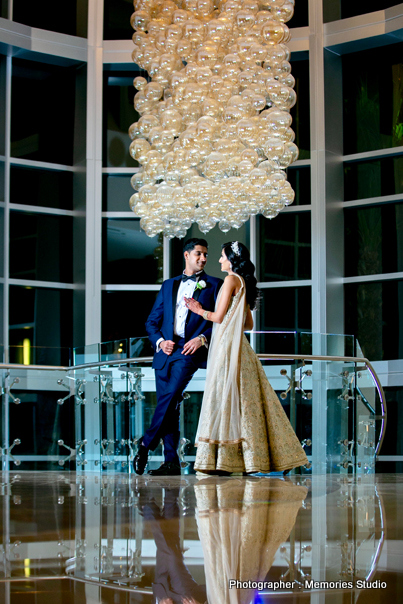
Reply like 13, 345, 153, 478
183, 238, 208, 253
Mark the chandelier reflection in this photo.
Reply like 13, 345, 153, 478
129, 0, 298, 239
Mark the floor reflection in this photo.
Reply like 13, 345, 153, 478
0, 472, 402, 603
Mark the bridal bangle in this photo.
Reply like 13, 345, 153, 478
202, 310, 209, 320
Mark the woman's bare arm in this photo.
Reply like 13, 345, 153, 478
244, 306, 253, 330
184, 275, 239, 324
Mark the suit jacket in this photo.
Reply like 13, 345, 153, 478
145, 272, 223, 370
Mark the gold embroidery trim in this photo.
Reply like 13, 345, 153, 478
196, 437, 244, 445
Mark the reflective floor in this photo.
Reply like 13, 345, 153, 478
0, 472, 402, 602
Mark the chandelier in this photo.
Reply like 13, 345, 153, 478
129, 0, 298, 239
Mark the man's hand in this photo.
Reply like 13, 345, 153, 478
160, 340, 175, 355
182, 337, 203, 355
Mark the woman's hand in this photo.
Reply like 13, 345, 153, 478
184, 297, 203, 315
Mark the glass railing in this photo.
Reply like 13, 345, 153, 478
0, 333, 386, 474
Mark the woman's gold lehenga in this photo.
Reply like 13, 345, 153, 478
194, 276, 309, 474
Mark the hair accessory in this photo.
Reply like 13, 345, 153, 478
231, 241, 241, 256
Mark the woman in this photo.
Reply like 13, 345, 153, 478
184, 241, 308, 475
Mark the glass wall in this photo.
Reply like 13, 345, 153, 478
102, 290, 158, 342
345, 280, 403, 360
258, 213, 311, 282
10, 166, 75, 210
342, 39, 403, 379
343, 44, 403, 155
9, 285, 73, 365
11, 58, 84, 165
104, 0, 133, 40
290, 56, 311, 160
103, 70, 140, 168
102, 219, 163, 285
345, 204, 403, 276
259, 286, 312, 333
324, 0, 402, 22
12, 0, 88, 37
344, 156, 403, 200
0, 52, 87, 362
102, 174, 133, 212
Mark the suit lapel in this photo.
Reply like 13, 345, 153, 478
193, 271, 207, 302
172, 277, 181, 321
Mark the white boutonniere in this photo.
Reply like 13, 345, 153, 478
196, 280, 206, 291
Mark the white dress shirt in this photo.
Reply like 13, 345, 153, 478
174, 277, 198, 338
156, 272, 203, 351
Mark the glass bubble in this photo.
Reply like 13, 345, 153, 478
195, 66, 213, 86
138, 184, 157, 202
274, 2, 294, 23
160, 108, 183, 134
261, 20, 286, 44
238, 71, 254, 90
133, 76, 148, 90
177, 38, 194, 60
133, 92, 147, 113
251, 93, 266, 111
262, 208, 279, 219
202, 97, 222, 118
197, 115, 218, 138
129, 138, 151, 161
260, 107, 292, 131
156, 184, 175, 204
222, 105, 246, 124
144, 82, 164, 101
271, 85, 297, 110
130, 10, 151, 32
219, 219, 231, 232
203, 152, 227, 181
277, 141, 298, 167
225, 156, 241, 177
262, 138, 285, 162
128, 121, 141, 140
240, 148, 259, 165
131, 170, 147, 190
214, 137, 239, 155
280, 186, 295, 206
279, 72, 295, 88
129, 192, 141, 210
249, 43, 267, 62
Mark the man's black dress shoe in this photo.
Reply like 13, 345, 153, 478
133, 439, 149, 475
148, 462, 181, 476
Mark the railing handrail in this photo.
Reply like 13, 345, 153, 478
0, 352, 385, 371
0, 352, 387, 456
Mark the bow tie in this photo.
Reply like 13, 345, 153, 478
182, 273, 203, 282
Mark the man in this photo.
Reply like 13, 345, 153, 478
142, 486, 206, 602
134, 237, 223, 476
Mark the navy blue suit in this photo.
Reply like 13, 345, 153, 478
144, 272, 223, 462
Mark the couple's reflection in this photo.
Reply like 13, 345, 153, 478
143, 477, 307, 604
142, 484, 207, 604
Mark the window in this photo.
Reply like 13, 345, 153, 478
344, 204, 403, 276
102, 219, 163, 285
343, 44, 403, 155
10, 211, 74, 282
345, 279, 403, 360
11, 58, 85, 165
13, 0, 88, 37
258, 213, 311, 282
